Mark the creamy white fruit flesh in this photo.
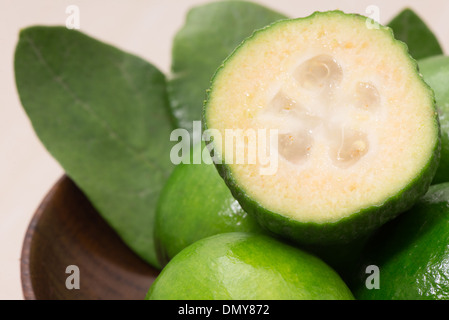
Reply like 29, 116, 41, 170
205, 12, 437, 223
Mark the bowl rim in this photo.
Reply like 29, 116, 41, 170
20, 175, 66, 300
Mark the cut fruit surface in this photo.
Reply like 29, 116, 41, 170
203, 11, 440, 244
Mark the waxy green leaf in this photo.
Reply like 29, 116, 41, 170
388, 8, 443, 60
419, 55, 449, 184
168, 0, 287, 133
15, 27, 175, 268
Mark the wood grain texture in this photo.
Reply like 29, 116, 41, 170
21, 175, 159, 300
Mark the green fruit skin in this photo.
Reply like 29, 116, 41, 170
203, 11, 441, 247
157, 146, 371, 279
154, 155, 264, 267
419, 55, 449, 184
351, 183, 449, 300
147, 232, 354, 300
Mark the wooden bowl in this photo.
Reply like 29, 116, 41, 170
20, 175, 160, 300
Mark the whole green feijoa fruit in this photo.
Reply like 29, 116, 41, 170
351, 183, 449, 300
203, 11, 440, 246
146, 232, 354, 300
154, 148, 264, 266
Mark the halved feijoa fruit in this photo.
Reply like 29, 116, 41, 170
203, 11, 440, 245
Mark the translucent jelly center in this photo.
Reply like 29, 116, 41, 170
328, 127, 369, 168
278, 131, 313, 164
260, 54, 381, 168
294, 54, 343, 91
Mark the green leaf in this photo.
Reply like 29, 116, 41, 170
14, 26, 175, 269
388, 8, 443, 60
419, 55, 449, 184
168, 0, 288, 133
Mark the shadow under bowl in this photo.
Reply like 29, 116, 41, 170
21, 175, 159, 300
